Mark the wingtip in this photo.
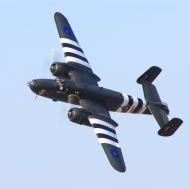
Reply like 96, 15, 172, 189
101, 144, 126, 173
151, 66, 162, 72
113, 165, 126, 173
110, 152, 126, 173
54, 12, 67, 20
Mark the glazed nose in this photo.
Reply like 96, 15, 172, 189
28, 79, 62, 93
28, 80, 39, 92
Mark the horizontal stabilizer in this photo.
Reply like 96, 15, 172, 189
137, 66, 161, 84
158, 118, 183, 137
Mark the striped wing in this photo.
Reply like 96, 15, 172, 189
88, 115, 126, 172
54, 12, 91, 69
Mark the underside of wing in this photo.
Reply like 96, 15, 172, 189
89, 115, 126, 172
54, 12, 100, 86
54, 12, 91, 69
79, 99, 126, 172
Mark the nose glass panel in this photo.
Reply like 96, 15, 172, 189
29, 79, 61, 93
29, 80, 39, 93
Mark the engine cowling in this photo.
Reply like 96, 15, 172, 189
50, 62, 70, 78
67, 108, 91, 127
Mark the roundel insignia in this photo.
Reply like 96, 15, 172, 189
63, 26, 73, 36
122, 106, 130, 112
111, 149, 119, 158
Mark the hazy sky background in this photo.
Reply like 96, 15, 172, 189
0, 0, 189, 188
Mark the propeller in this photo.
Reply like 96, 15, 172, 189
35, 94, 38, 100
40, 48, 81, 118
67, 108, 74, 119
42, 48, 65, 73
26, 81, 30, 86
27, 81, 38, 100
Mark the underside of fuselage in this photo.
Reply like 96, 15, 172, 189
29, 78, 151, 115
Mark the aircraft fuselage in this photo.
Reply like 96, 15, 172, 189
29, 78, 151, 115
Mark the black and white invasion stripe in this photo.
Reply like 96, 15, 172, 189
89, 118, 120, 148
60, 38, 91, 69
117, 93, 147, 114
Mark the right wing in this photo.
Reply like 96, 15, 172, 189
54, 12, 91, 69
80, 99, 126, 172
54, 12, 100, 86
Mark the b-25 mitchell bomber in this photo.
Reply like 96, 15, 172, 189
28, 12, 183, 172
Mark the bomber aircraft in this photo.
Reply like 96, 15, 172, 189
28, 12, 183, 172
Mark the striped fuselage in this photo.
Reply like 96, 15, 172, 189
37, 81, 151, 115
115, 93, 151, 114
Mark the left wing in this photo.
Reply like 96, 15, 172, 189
80, 99, 126, 172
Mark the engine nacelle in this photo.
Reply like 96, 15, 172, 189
50, 62, 72, 78
67, 108, 91, 127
